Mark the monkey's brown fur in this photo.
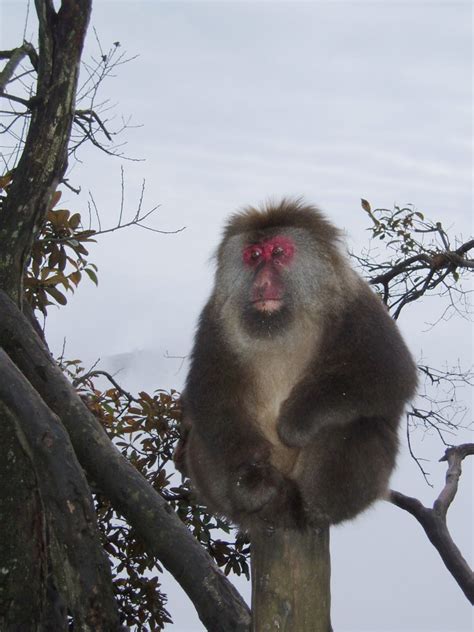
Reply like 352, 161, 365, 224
178, 199, 417, 530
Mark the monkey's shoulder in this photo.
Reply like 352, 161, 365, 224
324, 286, 407, 356
318, 286, 418, 401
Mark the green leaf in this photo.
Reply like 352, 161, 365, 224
58, 247, 67, 272
69, 270, 82, 286
74, 230, 97, 241
85, 267, 98, 285
45, 286, 68, 305
48, 247, 61, 268
55, 209, 71, 226
69, 213, 81, 229
49, 190, 62, 210
43, 273, 67, 287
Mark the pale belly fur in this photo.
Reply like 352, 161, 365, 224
248, 327, 317, 476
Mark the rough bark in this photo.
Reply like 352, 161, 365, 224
0, 403, 53, 629
251, 527, 332, 632
0, 2, 121, 627
390, 444, 474, 604
0, 0, 91, 304
0, 290, 251, 632
0, 349, 121, 629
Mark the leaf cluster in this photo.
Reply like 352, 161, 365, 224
357, 199, 473, 319
25, 190, 98, 314
0, 171, 98, 316
61, 360, 250, 630
360, 198, 426, 255
0, 174, 98, 315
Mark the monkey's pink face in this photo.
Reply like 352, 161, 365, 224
242, 235, 295, 313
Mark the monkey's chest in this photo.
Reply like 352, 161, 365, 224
246, 333, 316, 474
250, 368, 300, 475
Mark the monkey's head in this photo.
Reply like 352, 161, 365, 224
213, 199, 354, 340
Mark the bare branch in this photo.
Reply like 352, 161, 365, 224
73, 368, 139, 404
435, 444, 474, 519
0, 42, 38, 92
87, 183, 186, 237
354, 202, 473, 321
0, 92, 32, 107
61, 178, 81, 194
389, 444, 474, 603
75, 108, 112, 141
407, 362, 473, 462
405, 416, 433, 486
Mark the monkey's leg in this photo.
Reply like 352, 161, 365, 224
294, 418, 398, 525
185, 431, 238, 517
232, 459, 284, 512
186, 430, 290, 522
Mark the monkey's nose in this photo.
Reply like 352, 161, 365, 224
256, 282, 270, 298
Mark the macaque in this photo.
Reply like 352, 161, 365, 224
177, 199, 417, 530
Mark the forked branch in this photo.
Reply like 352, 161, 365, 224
389, 444, 474, 603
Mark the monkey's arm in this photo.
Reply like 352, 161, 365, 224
184, 311, 290, 515
277, 372, 363, 448
278, 295, 417, 449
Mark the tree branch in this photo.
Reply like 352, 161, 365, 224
73, 368, 139, 402
435, 444, 474, 519
0, 348, 120, 628
389, 444, 474, 604
356, 202, 473, 320
0, 0, 92, 304
0, 43, 38, 93
0, 290, 251, 632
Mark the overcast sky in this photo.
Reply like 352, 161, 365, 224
2, 1, 473, 631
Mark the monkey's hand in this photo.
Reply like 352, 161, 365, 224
277, 411, 315, 448
277, 391, 356, 448
231, 459, 284, 514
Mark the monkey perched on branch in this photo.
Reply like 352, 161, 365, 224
177, 199, 417, 530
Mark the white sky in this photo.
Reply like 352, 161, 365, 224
1, 1, 473, 631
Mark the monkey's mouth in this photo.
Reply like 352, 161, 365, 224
251, 298, 283, 313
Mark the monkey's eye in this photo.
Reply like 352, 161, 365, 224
243, 245, 263, 265
272, 246, 285, 258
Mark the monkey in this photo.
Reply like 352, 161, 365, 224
178, 198, 418, 530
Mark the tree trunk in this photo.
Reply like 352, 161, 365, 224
0, 0, 91, 304
251, 527, 332, 632
0, 403, 65, 629
0, 290, 251, 632
0, 349, 121, 630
